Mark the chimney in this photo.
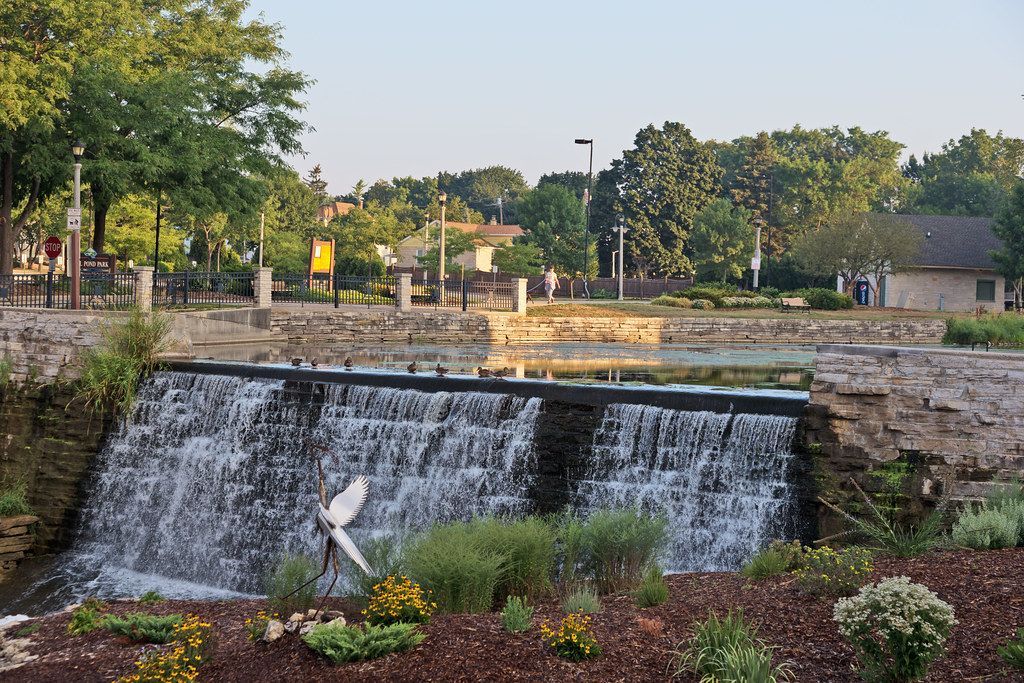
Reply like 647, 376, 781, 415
489, 216, 497, 225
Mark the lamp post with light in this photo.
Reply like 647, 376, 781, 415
438, 190, 447, 284
616, 213, 627, 301
574, 138, 593, 297
70, 140, 85, 310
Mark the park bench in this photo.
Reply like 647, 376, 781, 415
780, 297, 811, 312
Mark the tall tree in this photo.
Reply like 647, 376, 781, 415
493, 243, 544, 276
729, 132, 778, 225
439, 166, 530, 224
516, 184, 592, 277
538, 171, 589, 199
689, 199, 754, 282
991, 182, 1024, 309
617, 121, 723, 277
416, 228, 477, 274
304, 164, 329, 205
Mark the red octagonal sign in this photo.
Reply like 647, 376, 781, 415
43, 236, 62, 259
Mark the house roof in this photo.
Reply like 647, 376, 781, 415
446, 222, 524, 238
318, 201, 356, 222
888, 214, 1001, 270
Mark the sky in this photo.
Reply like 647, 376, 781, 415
246, 0, 1024, 195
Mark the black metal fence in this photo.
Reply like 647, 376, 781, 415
0, 272, 136, 309
411, 279, 517, 311
271, 274, 396, 307
153, 271, 254, 307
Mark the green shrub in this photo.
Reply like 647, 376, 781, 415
691, 298, 715, 310
470, 516, 557, 602
353, 535, 406, 601
302, 621, 425, 664
740, 546, 792, 581
500, 596, 533, 632
580, 509, 668, 594
795, 546, 874, 596
788, 287, 853, 310
561, 586, 601, 614
15, 623, 39, 637
951, 507, 1018, 549
673, 609, 793, 682
67, 598, 107, 635
680, 283, 738, 306
589, 288, 616, 299
102, 612, 182, 643
404, 522, 505, 613
834, 576, 956, 683
985, 479, 1024, 544
943, 314, 1024, 347
758, 286, 782, 299
998, 629, 1024, 670
651, 294, 692, 308
266, 553, 319, 616
720, 296, 774, 308
633, 566, 668, 608
138, 590, 164, 604
0, 481, 33, 517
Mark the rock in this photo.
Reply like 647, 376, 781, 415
305, 608, 321, 621
262, 619, 285, 642
283, 621, 298, 634
288, 612, 305, 624
324, 610, 345, 622
299, 621, 318, 636
325, 615, 346, 627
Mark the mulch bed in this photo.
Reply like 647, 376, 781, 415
4, 548, 1024, 682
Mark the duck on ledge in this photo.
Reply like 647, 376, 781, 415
407, 361, 418, 374
476, 367, 491, 378
435, 363, 449, 376
343, 357, 354, 371
291, 357, 302, 367
493, 367, 510, 379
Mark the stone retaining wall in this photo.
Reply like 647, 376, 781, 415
0, 309, 110, 383
270, 308, 947, 345
0, 515, 38, 576
804, 345, 1024, 506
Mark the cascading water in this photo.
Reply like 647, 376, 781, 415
575, 403, 799, 572
46, 371, 541, 600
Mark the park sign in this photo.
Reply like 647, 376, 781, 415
81, 252, 117, 274
66, 208, 82, 232
43, 236, 63, 260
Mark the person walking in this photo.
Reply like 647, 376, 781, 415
543, 265, 559, 304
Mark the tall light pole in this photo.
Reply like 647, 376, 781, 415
616, 213, 626, 301
438, 190, 447, 283
752, 218, 763, 289
574, 138, 593, 298
70, 140, 85, 310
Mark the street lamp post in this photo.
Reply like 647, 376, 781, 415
752, 219, 763, 289
574, 138, 593, 298
438, 191, 447, 283
616, 213, 627, 301
70, 140, 85, 310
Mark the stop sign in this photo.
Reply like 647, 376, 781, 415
43, 236, 62, 259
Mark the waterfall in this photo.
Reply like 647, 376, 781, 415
575, 404, 799, 572
54, 371, 542, 598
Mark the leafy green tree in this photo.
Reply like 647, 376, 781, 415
493, 243, 544, 276
689, 199, 754, 282
304, 164, 329, 205
439, 166, 530, 224
103, 194, 186, 269
729, 132, 777, 226
538, 171, 589, 200
516, 184, 592, 277
257, 169, 319, 273
991, 183, 1024, 309
617, 121, 723, 277
416, 228, 477, 275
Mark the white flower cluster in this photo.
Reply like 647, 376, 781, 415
834, 576, 956, 659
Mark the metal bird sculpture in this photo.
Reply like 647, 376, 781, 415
280, 446, 373, 612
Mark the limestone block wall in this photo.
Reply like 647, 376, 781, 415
804, 344, 1024, 503
0, 515, 38, 575
0, 309, 110, 383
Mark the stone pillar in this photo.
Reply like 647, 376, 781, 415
512, 278, 528, 314
396, 273, 412, 312
134, 266, 154, 311
253, 267, 273, 308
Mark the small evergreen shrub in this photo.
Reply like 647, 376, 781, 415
302, 621, 425, 664
561, 586, 601, 614
67, 598, 107, 635
998, 628, 1024, 670
138, 590, 165, 604
691, 298, 715, 310
834, 576, 956, 683
102, 612, 183, 643
363, 575, 435, 626
651, 295, 692, 308
679, 284, 738, 306
266, 553, 319, 617
788, 287, 853, 310
540, 612, 601, 661
795, 546, 873, 596
500, 596, 533, 633
633, 566, 669, 608
0, 481, 33, 517
951, 507, 1018, 549
674, 609, 793, 682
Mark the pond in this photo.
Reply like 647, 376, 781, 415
193, 342, 816, 390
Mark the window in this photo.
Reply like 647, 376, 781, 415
976, 279, 996, 302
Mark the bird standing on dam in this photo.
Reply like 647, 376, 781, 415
435, 363, 449, 376
343, 357, 354, 370
407, 361, 417, 374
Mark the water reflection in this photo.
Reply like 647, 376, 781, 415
193, 342, 815, 390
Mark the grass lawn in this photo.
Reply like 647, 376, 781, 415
526, 301, 958, 321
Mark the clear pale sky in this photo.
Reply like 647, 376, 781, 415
246, 0, 1024, 195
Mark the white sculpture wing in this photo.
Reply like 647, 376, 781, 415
328, 475, 370, 528
330, 525, 373, 575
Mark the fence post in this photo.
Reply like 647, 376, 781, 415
184, 271, 190, 306
134, 266, 154, 311
396, 273, 412, 312
334, 274, 339, 308
461, 279, 468, 312
253, 267, 273, 307
45, 272, 54, 308
512, 278, 528, 314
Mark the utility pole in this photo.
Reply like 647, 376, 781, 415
70, 140, 85, 310
616, 214, 626, 301
438, 191, 447, 283
575, 138, 593, 298
258, 211, 265, 267
752, 220, 762, 289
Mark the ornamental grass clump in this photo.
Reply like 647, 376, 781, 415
302, 621, 425, 664
363, 575, 435, 626
795, 546, 873, 597
102, 612, 183, 643
540, 612, 601, 661
998, 629, 1024, 670
741, 543, 798, 581
500, 596, 533, 633
265, 553, 319, 617
633, 566, 669, 608
117, 614, 214, 683
578, 508, 668, 594
469, 516, 557, 602
672, 609, 793, 682
561, 586, 601, 615
950, 507, 1018, 550
403, 522, 505, 613
834, 576, 956, 683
